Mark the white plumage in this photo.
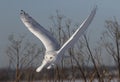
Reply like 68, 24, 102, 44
20, 6, 97, 72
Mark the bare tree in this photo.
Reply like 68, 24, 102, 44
49, 11, 87, 82
6, 34, 42, 82
101, 18, 120, 80
83, 34, 103, 82
49, 10, 65, 81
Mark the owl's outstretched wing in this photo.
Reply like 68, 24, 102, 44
20, 10, 59, 52
58, 6, 97, 54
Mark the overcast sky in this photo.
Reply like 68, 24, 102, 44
0, 0, 120, 68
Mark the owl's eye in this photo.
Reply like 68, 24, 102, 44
50, 57, 53, 59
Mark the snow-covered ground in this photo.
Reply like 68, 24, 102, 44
6, 79, 119, 82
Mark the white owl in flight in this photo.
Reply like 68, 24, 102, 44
20, 6, 97, 72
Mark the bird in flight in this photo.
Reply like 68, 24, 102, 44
20, 6, 97, 72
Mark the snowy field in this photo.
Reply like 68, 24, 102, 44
34, 79, 118, 82
5, 79, 119, 82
